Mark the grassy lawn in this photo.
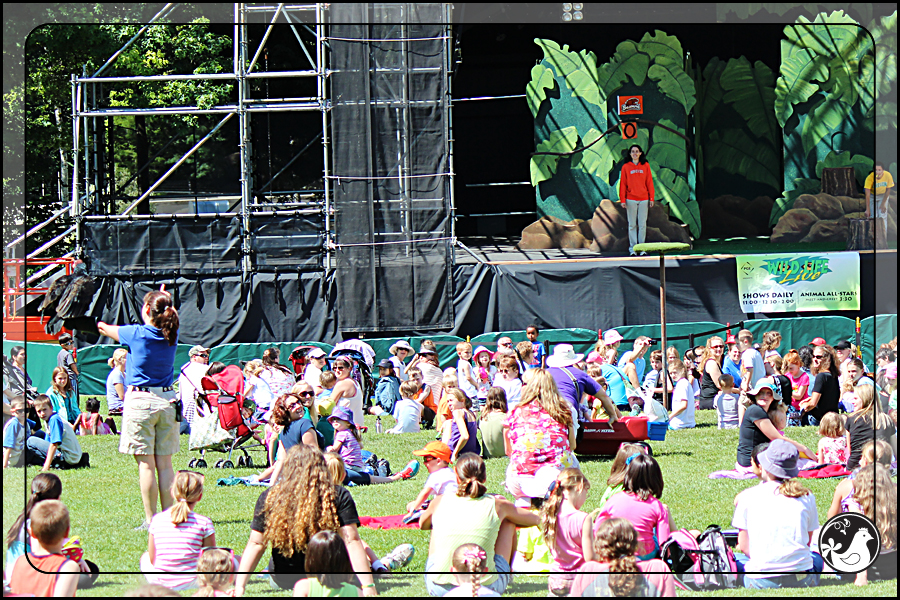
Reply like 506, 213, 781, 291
3, 400, 896, 597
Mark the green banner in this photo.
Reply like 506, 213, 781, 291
735, 252, 860, 313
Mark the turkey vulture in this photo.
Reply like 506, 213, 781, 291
40, 274, 97, 335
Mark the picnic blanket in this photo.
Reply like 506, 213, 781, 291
360, 515, 420, 530
797, 464, 850, 479
217, 475, 271, 487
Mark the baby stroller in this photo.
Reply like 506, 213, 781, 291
187, 364, 266, 469
327, 348, 376, 411
288, 345, 321, 381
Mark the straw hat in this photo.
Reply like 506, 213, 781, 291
390, 340, 414, 355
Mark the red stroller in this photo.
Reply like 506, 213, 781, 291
187, 365, 266, 469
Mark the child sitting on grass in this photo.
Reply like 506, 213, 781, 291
594, 453, 672, 561
8, 499, 81, 597
540, 468, 595, 596
442, 388, 481, 463
598, 443, 647, 506
317, 370, 338, 415
193, 547, 236, 597
714, 374, 739, 429
447, 543, 498, 597
816, 412, 849, 465
3, 396, 37, 468
408, 366, 437, 429
141, 470, 218, 591
5, 472, 99, 589
28, 395, 84, 471
570, 518, 675, 597
405, 441, 457, 519
47, 366, 80, 427
75, 397, 117, 435
479, 387, 508, 459
327, 407, 417, 485
512, 494, 553, 574
767, 401, 788, 436
293, 530, 362, 597
387, 380, 424, 434
370, 359, 401, 417
435, 372, 459, 431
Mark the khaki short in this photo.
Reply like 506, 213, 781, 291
119, 388, 180, 456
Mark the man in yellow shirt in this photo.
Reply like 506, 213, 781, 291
864, 161, 893, 242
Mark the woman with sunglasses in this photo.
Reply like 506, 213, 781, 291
800, 345, 840, 426
697, 336, 737, 410
327, 357, 365, 427
257, 390, 320, 484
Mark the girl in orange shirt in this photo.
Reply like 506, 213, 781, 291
618, 145, 655, 256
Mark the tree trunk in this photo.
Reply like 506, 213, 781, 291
135, 115, 151, 215
821, 167, 857, 197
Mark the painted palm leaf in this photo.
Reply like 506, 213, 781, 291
648, 55, 697, 114
565, 49, 605, 106
526, 64, 556, 118
530, 126, 579, 186
770, 178, 821, 226
706, 129, 781, 191
638, 30, 683, 65
534, 38, 582, 79
774, 50, 828, 126
800, 94, 851, 155
720, 57, 779, 147
697, 57, 726, 132
651, 162, 700, 237
647, 118, 686, 173
598, 40, 649, 97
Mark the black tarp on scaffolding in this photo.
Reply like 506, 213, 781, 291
329, 3, 453, 332
70, 251, 893, 346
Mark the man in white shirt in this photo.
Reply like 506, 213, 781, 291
738, 330, 766, 392
178, 345, 210, 434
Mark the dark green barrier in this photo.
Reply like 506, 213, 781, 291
861, 315, 897, 369
2, 341, 59, 396
743, 316, 855, 358
611, 323, 725, 358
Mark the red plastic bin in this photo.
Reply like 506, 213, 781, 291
576, 416, 649, 455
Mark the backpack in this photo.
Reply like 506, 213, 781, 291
660, 526, 738, 591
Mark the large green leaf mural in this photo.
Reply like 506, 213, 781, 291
598, 41, 649, 96
720, 57, 779, 147
652, 162, 700, 236
648, 55, 697, 114
647, 119, 686, 173
530, 126, 579, 186
707, 129, 781, 191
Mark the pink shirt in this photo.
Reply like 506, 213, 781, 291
504, 402, 572, 475
786, 371, 810, 409
595, 492, 670, 557
334, 429, 364, 469
571, 559, 676, 597
551, 503, 589, 576
148, 508, 215, 589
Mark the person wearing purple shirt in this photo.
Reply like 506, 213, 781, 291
546, 345, 603, 427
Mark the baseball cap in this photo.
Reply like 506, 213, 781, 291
810, 337, 827, 347
189, 345, 210, 357
412, 441, 452, 463
308, 348, 327, 359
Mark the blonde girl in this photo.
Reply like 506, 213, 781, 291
761, 331, 782, 375
845, 384, 896, 470
848, 463, 897, 585
443, 388, 480, 463
141, 471, 215, 591
194, 548, 235, 597
448, 543, 491, 598
473, 346, 497, 403
540, 468, 595, 595
47, 367, 79, 426
827, 439, 892, 520
106, 347, 127, 414
816, 412, 849, 464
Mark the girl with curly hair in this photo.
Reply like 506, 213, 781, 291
234, 444, 376, 595
570, 518, 675, 597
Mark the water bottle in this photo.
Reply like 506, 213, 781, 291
375, 416, 382, 434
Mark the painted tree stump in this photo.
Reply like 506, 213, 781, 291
846, 218, 874, 250
821, 167, 857, 198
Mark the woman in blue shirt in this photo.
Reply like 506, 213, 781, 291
97, 287, 179, 530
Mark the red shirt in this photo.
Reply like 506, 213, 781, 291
619, 162, 655, 202
9, 552, 74, 597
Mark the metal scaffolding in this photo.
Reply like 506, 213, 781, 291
62, 3, 332, 278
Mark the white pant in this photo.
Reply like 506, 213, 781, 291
626, 199, 649, 252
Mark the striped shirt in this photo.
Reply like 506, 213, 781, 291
334, 429, 364, 469
148, 508, 214, 588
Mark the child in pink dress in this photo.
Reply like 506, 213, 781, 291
816, 412, 849, 464
540, 468, 595, 596
594, 454, 672, 560
76, 398, 115, 435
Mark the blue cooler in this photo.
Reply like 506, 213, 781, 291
647, 421, 668, 441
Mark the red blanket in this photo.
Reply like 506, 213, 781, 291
797, 464, 850, 479
359, 515, 420, 530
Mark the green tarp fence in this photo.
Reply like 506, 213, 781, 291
4, 314, 895, 398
